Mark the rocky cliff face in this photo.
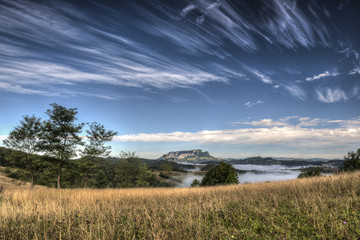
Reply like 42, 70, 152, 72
159, 149, 218, 162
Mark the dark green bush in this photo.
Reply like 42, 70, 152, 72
201, 162, 238, 186
343, 148, 360, 171
191, 179, 200, 187
159, 172, 170, 179
298, 167, 322, 178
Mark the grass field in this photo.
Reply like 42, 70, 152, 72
1, 171, 360, 239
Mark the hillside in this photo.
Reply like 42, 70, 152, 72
0, 166, 45, 190
0, 171, 359, 239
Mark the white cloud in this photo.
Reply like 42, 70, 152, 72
248, 119, 287, 127
349, 67, 360, 75
242, 65, 273, 84
305, 70, 339, 81
316, 88, 348, 103
113, 124, 360, 148
297, 118, 323, 127
351, 86, 360, 99
0, 135, 8, 142
283, 85, 307, 101
112, 117, 360, 154
244, 100, 264, 108
253, 71, 273, 84
180, 4, 196, 18
231, 116, 360, 129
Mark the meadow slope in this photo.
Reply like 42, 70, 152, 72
0, 171, 359, 239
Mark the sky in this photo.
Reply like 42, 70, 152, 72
0, 0, 359, 159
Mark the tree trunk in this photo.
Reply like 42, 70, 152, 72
30, 172, 34, 189
57, 163, 62, 189
29, 158, 34, 189
84, 170, 90, 188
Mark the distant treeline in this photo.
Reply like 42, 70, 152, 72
0, 147, 191, 188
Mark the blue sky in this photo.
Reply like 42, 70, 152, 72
0, 0, 359, 159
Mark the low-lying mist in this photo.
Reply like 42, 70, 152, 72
174, 164, 303, 187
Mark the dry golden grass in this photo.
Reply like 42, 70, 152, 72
1, 171, 360, 239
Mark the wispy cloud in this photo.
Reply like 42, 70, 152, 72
305, 70, 339, 81
253, 71, 273, 84
242, 65, 274, 84
349, 67, 360, 75
316, 88, 348, 103
337, 0, 350, 11
351, 86, 360, 99
262, 0, 330, 49
169, 96, 190, 103
244, 100, 264, 108
144, 0, 330, 54
232, 116, 360, 129
0, 0, 230, 98
283, 85, 307, 101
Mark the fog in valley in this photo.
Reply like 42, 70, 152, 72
175, 164, 303, 187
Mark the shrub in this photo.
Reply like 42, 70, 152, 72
201, 162, 238, 186
191, 179, 200, 187
159, 172, 170, 179
298, 167, 322, 178
4, 167, 11, 174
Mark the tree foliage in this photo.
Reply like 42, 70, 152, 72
80, 122, 117, 188
3, 115, 42, 188
39, 103, 84, 189
1, 103, 168, 189
191, 179, 200, 187
343, 148, 360, 171
200, 162, 238, 186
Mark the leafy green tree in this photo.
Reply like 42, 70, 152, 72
39, 103, 84, 189
298, 167, 323, 178
3, 115, 42, 189
343, 148, 360, 171
115, 157, 160, 188
80, 122, 117, 188
201, 162, 238, 186
93, 169, 108, 188
191, 179, 200, 187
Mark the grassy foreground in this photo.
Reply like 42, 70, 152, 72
1, 172, 360, 239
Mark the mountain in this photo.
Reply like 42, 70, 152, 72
228, 156, 343, 168
159, 149, 219, 162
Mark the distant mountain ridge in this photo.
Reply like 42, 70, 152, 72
228, 156, 343, 168
159, 149, 219, 162
158, 150, 343, 167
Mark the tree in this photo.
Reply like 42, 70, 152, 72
343, 148, 360, 171
80, 122, 117, 188
298, 167, 322, 178
201, 162, 238, 186
191, 179, 200, 187
3, 115, 42, 189
115, 153, 160, 188
39, 103, 84, 189
118, 151, 138, 160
